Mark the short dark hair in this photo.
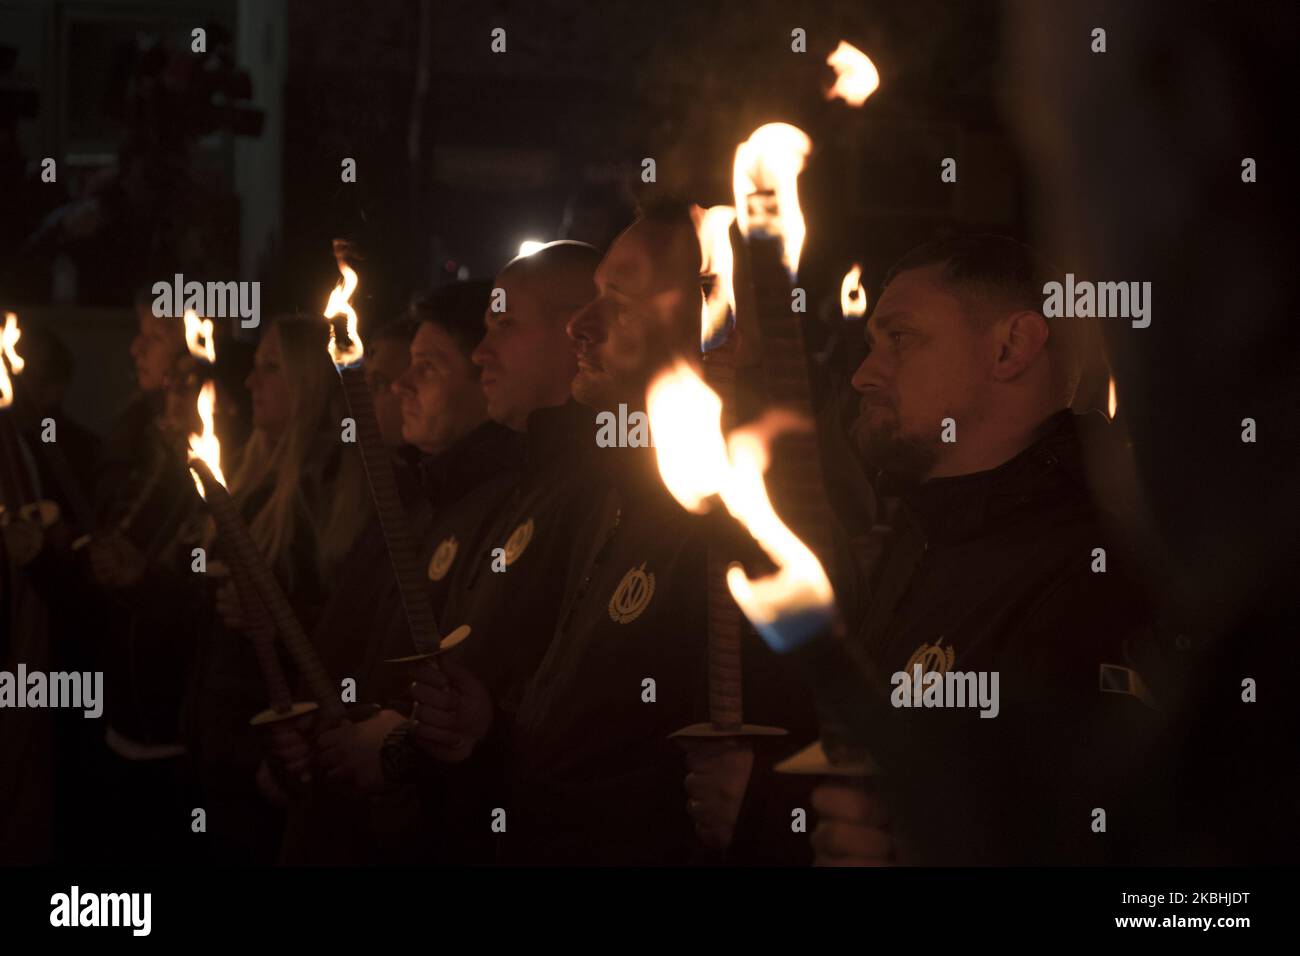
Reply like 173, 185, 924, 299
371, 316, 419, 349
408, 280, 492, 358
884, 234, 1054, 315
884, 234, 1088, 404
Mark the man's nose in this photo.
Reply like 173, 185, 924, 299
391, 367, 414, 397
470, 335, 492, 368
566, 301, 603, 345
850, 350, 888, 395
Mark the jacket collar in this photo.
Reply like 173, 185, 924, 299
894, 409, 1093, 543
415, 421, 521, 505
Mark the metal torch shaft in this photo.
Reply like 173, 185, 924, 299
702, 341, 744, 731
190, 459, 345, 723
744, 235, 835, 566
228, 556, 293, 715
336, 366, 440, 655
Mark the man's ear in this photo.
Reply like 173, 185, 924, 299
993, 310, 1050, 381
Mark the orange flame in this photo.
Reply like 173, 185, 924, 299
840, 264, 867, 318
647, 360, 835, 626
0, 311, 24, 409
691, 204, 737, 349
184, 309, 216, 364
826, 41, 880, 106
324, 263, 363, 368
1107, 376, 1118, 420
186, 380, 225, 498
733, 123, 812, 277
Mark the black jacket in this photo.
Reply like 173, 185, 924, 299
501, 442, 710, 865
803, 410, 1160, 865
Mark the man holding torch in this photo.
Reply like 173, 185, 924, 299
308, 243, 610, 863
405, 204, 814, 865
789, 235, 1161, 865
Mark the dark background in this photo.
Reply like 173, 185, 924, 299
0, 0, 1044, 436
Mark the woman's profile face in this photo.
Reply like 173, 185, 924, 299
246, 325, 292, 438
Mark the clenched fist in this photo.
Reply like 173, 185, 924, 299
811, 782, 896, 866
408, 656, 493, 763
680, 739, 755, 850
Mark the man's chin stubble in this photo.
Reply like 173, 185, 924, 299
856, 422, 938, 480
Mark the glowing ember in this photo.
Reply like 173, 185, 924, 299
840, 264, 867, 318
187, 381, 225, 498
1108, 375, 1118, 420
648, 360, 835, 628
184, 309, 216, 364
826, 41, 880, 106
733, 123, 812, 277
0, 311, 24, 409
691, 204, 737, 349
324, 263, 363, 369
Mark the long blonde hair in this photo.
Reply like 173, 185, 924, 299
229, 316, 369, 589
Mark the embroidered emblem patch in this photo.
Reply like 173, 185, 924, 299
608, 562, 655, 624
427, 535, 459, 581
904, 638, 956, 677
502, 518, 534, 567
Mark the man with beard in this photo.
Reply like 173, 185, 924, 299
406, 204, 816, 865
797, 235, 1160, 866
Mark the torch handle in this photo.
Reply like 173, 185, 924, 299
191, 459, 346, 723
337, 367, 440, 655
745, 236, 835, 565
702, 344, 744, 731
228, 554, 293, 715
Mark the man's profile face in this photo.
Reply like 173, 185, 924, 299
131, 309, 184, 394
473, 269, 580, 430
850, 264, 992, 478
366, 335, 411, 449
566, 218, 699, 410
392, 321, 484, 454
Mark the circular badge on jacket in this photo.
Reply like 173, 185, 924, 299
608, 562, 655, 624
427, 535, 459, 581
502, 518, 534, 567
904, 638, 956, 676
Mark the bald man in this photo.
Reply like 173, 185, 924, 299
413, 204, 760, 865
316, 243, 607, 862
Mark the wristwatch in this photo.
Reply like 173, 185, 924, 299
380, 719, 416, 784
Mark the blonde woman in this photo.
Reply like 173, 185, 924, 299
190, 314, 368, 863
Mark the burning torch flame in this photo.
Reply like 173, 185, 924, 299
187, 381, 225, 498
648, 361, 835, 628
1107, 376, 1118, 420
826, 41, 880, 107
0, 311, 24, 409
324, 263, 364, 368
841, 264, 867, 318
733, 123, 812, 277
691, 204, 737, 350
184, 309, 216, 364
